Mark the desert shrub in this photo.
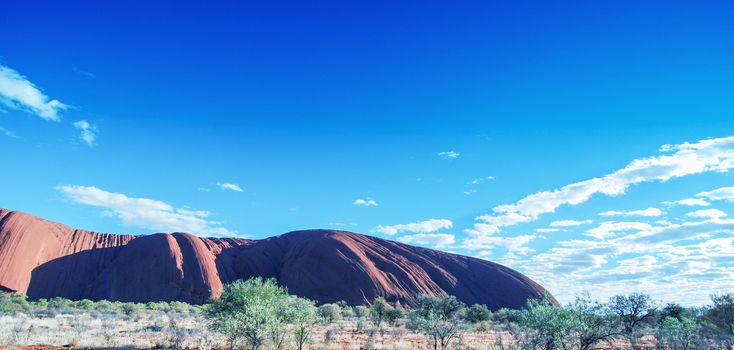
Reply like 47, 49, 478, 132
122, 302, 144, 316
204, 277, 290, 350
319, 303, 342, 323
512, 293, 623, 350
0, 293, 29, 314
341, 305, 355, 319
146, 301, 171, 312
34, 298, 49, 308
465, 304, 492, 323
94, 299, 115, 312
355, 305, 370, 319
566, 293, 621, 350
706, 293, 734, 335
514, 298, 575, 350
656, 316, 700, 350
370, 297, 390, 327
166, 316, 188, 349
286, 297, 319, 350
169, 301, 193, 313
325, 324, 340, 343
47, 296, 73, 310
74, 299, 96, 310
385, 306, 404, 326
407, 294, 466, 350
492, 307, 517, 325
609, 292, 657, 349
658, 303, 692, 323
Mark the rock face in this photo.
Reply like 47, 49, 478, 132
0, 208, 555, 309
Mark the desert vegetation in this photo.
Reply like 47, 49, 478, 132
1, 278, 733, 349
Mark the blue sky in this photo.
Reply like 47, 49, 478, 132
2, 0, 734, 305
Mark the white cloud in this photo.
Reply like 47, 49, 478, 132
217, 182, 243, 192
697, 187, 734, 201
372, 219, 452, 236
687, 209, 727, 219
586, 221, 652, 240
353, 199, 378, 207
437, 151, 460, 159
462, 234, 538, 255
599, 207, 663, 217
666, 198, 711, 206
466, 136, 734, 236
56, 185, 236, 236
463, 190, 477, 196
73, 120, 98, 146
550, 219, 593, 227
0, 65, 67, 121
468, 176, 495, 185
536, 228, 560, 233
517, 217, 734, 304
397, 233, 456, 249
0, 127, 18, 139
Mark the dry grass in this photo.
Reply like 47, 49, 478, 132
0, 310, 524, 349
0, 312, 669, 350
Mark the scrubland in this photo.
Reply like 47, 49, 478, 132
1, 278, 733, 350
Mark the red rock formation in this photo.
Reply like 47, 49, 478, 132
0, 208, 555, 308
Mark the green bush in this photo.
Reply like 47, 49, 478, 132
370, 296, 390, 326
354, 305, 370, 319
706, 293, 734, 335
204, 277, 290, 350
169, 301, 192, 313
514, 298, 575, 349
0, 292, 29, 313
48, 297, 73, 310
318, 303, 342, 323
491, 307, 516, 324
385, 306, 405, 326
288, 297, 319, 350
465, 304, 492, 323
95, 300, 115, 312
35, 298, 49, 309
657, 316, 700, 350
407, 294, 466, 350
340, 305, 354, 319
122, 302, 144, 316
145, 301, 171, 312
74, 299, 96, 310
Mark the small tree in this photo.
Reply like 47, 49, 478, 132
659, 303, 690, 322
74, 299, 96, 311
95, 300, 115, 313
48, 297, 73, 311
408, 294, 466, 350
706, 293, 734, 335
341, 305, 354, 319
370, 297, 389, 327
492, 307, 516, 326
515, 298, 575, 350
567, 293, 620, 350
318, 303, 342, 323
465, 304, 492, 323
355, 305, 370, 319
657, 316, 700, 350
288, 298, 319, 350
385, 306, 405, 326
204, 277, 290, 350
122, 302, 144, 316
609, 292, 656, 350
0, 293, 29, 314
